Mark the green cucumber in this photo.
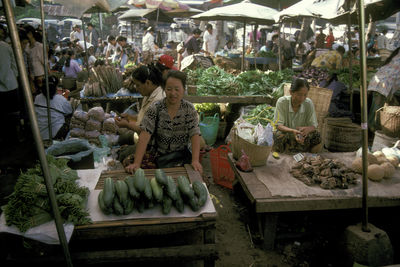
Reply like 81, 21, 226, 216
188, 195, 200, 212
150, 177, 163, 203
103, 177, 115, 208
162, 196, 173, 215
174, 189, 184, 213
143, 177, 153, 201
166, 176, 178, 201
113, 197, 124, 215
192, 180, 208, 207
98, 190, 112, 215
155, 169, 168, 186
177, 175, 194, 199
115, 180, 129, 208
134, 168, 146, 192
125, 176, 140, 199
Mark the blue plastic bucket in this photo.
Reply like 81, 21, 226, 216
199, 112, 220, 146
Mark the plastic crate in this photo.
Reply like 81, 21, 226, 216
210, 145, 235, 189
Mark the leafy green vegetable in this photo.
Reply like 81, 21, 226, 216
256, 50, 276, 58
3, 155, 91, 232
194, 103, 220, 116
242, 104, 276, 126
186, 66, 294, 97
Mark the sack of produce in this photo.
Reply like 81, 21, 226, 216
85, 119, 102, 132
73, 110, 89, 122
88, 106, 105, 122
70, 128, 86, 137
102, 118, 118, 134
85, 130, 100, 139
46, 138, 93, 163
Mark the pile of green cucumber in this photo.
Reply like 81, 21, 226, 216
98, 168, 208, 215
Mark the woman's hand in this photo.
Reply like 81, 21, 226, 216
298, 126, 315, 137
125, 162, 140, 174
191, 160, 203, 175
115, 116, 129, 128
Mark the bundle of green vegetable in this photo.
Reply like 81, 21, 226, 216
256, 50, 276, 58
186, 66, 294, 97
195, 66, 241, 96
194, 103, 220, 116
236, 69, 293, 96
98, 169, 208, 215
242, 104, 276, 126
331, 65, 376, 89
3, 156, 91, 232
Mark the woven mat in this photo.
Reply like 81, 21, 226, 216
254, 152, 400, 198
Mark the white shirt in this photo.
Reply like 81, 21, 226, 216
34, 93, 72, 140
26, 41, 45, 77
376, 34, 388, 50
167, 29, 187, 43
142, 32, 156, 52
88, 55, 96, 66
106, 42, 118, 57
202, 29, 218, 55
74, 31, 84, 42
0, 41, 18, 92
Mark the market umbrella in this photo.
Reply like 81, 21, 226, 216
165, 7, 203, 18
192, 0, 279, 71
118, 8, 174, 22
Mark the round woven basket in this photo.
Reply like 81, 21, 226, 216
232, 129, 272, 167
324, 121, 361, 152
380, 106, 400, 138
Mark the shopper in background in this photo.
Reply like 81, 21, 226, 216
325, 28, 335, 49
202, 24, 218, 56
142, 26, 158, 65
315, 28, 326, 49
34, 75, 72, 140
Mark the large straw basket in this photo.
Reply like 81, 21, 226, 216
324, 118, 361, 152
378, 106, 400, 138
232, 129, 272, 167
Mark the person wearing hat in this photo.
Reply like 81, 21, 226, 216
142, 26, 159, 65
156, 54, 177, 79
167, 23, 187, 50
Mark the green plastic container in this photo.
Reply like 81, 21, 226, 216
199, 112, 220, 146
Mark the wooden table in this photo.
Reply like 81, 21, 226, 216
227, 153, 400, 250
71, 166, 217, 266
2, 166, 218, 266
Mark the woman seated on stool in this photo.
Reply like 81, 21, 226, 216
273, 78, 322, 153
125, 70, 202, 174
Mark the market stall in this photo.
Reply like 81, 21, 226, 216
1, 163, 218, 265
227, 152, 400, 249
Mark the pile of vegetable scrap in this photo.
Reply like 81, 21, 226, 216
295, 67, 330, 86
290, 155, 359, 190
242, 104, 276, 127
3, 155, 91, 232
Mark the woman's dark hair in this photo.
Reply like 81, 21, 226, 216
40, 75, 59, 100
155, 61, 169, 73
164, 70, 187, 89
336, 45, 345, 54
131, 64, 162, 86
65, 50, 74, 67
290, 78, 309, 92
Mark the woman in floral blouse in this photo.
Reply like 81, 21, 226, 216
125, 70, 202, 174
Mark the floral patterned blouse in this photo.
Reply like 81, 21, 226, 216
140, 98, 200, 155
367, 52, 400, 99
311, 50, 342, 70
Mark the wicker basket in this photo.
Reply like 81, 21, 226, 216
379, 106, 400, 138
324, 119, 361, 152
232, 129, 272, 167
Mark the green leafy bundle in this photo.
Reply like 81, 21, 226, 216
3, 155, 91, 232
242, 104, 276, 126
195, 66, 241, 96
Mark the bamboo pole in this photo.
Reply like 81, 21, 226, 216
3, 0, 74, 265
348, 1, 354, 113
357, 0, 370, 233
39, 0, 52, 142
81, 18, 90, 72
241, 21, 246, 72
